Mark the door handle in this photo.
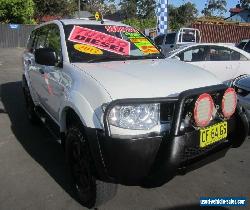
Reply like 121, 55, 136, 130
39, 68, 45, 74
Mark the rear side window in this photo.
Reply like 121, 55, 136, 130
181, 33, 195, 42
178, 45, 249, 62
231, 50, 248, 61
178, 29, 200, 43
209, 46, 231, 61
177, 46, 208, 62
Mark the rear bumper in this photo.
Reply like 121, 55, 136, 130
86, 108, 248, 187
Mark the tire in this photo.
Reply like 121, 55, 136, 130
22, 76, 40, 124
65, 123, 117, 208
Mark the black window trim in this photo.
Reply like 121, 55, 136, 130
32, 23, 63, 67
177, 45, 249, 62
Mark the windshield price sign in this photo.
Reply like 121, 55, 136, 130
68, 26, 130, 55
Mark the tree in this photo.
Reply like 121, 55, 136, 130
123, 18, 157, 30
120, 0, 156, 19
169, 2, 198, 30
120, 0, 137, 19
0, 0, 35, 23
202, 0, 227, 17
33, 0, 76, 20
137, 0, 156, 19
80, 0, 116, 15
120, 0, 156, 30
238, 0, 250, 9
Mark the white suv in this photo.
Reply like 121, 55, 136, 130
22, 18, 248, 208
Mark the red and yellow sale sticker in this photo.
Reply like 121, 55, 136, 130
124, 32, 141, 37
130, 38, 159, 54
125, 32, 159, 54
130, 38, 149, 43
74, 44, 103, 55
105, 25, 137, 33
68, 26, 130, 55
137, 45, 159, 54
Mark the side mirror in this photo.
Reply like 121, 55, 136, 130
35, 48, 58, 66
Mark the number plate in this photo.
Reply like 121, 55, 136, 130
200, 122, 227, 148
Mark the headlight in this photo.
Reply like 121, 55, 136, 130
108, 103, 160, 130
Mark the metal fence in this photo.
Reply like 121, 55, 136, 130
192, 22, 250, 43
0, 24, 36, 48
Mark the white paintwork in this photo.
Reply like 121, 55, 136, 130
168, 43, 250, 83
60, 19, 127, 26
74, 59, 220, 100
23, 19, 222, 131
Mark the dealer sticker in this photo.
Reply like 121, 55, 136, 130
68, 26, 130, 55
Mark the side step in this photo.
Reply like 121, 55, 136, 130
35, 106, 62, 144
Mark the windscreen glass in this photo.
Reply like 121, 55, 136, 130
64, 24, 163, 62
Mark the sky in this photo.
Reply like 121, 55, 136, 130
168, 0, 239, 16
115, 0, 240, 17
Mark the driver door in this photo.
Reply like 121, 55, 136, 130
30, 24, 64, 121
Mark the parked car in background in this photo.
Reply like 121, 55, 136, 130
168, 43, 250, 84
236, 39, 250, 53
154, 28, 201, 55
234, 75, 250, 121
22, 18, 248, 209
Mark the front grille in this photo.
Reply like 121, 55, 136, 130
160, 102, 175, 123
182, 139, 228, 162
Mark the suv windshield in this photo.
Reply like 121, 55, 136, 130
64, 24, 164, 62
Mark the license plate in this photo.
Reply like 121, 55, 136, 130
200, 122, 227, 148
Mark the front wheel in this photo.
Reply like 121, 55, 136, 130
65, 124, 117, 208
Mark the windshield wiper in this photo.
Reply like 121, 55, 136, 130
87, 55, 129, 63
87, 54, 165, 63
138, 54, 166, 59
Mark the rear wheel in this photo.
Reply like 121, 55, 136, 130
22, 76, 40, 124
65, 123, 117, 208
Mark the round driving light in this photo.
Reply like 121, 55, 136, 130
222, 88, 237, 119
194, 93, 214, 127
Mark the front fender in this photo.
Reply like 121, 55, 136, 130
59, 90, 103, 132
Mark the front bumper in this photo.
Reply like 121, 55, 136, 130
85, 85, 248, 187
